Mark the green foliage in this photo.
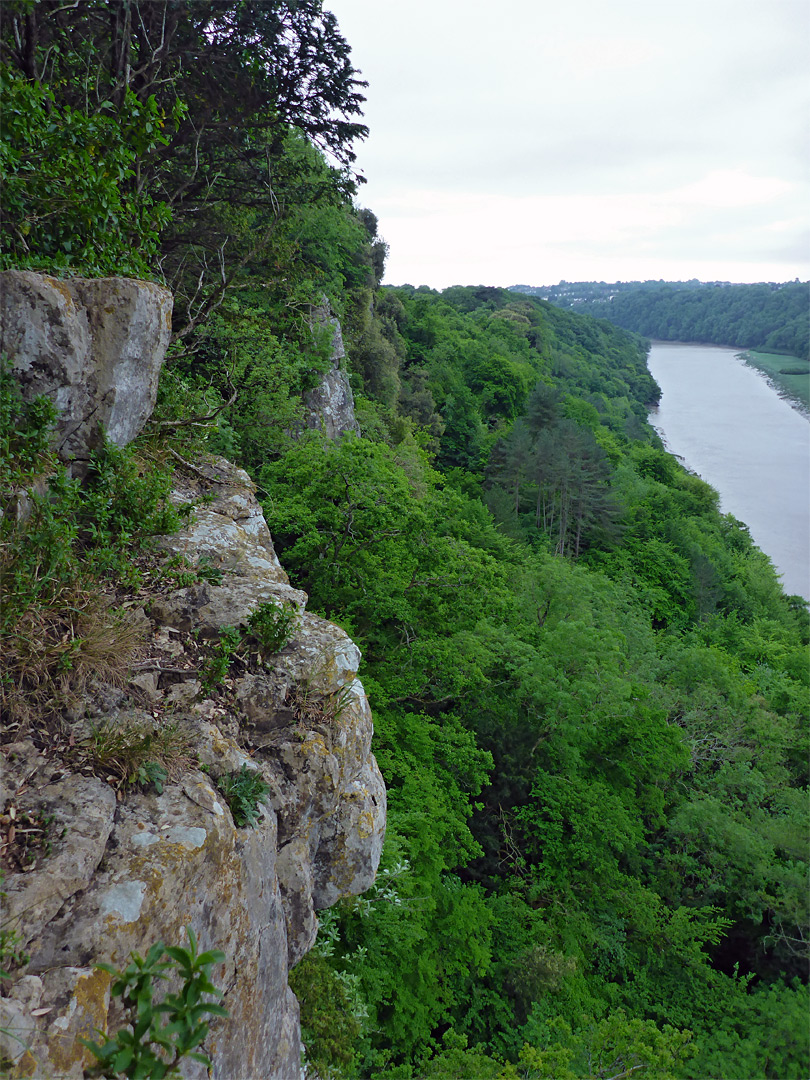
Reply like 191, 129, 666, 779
75, 441, 188, 580
0, 1, 368, 306
515, 279, 810, 362
0, 357, 56, 502
0, 66, 174, 277
0, 923, 28, 983
159, 554, 225, 590
215, 765, 271, 828
419, 1029, 507, 1079
246, 600, 298, 653
182, 292, 332, 469
289, 951, 362, 1076
78, 720, 191, 794
3, 13, 808, 1076
83, 927, 227, 1079
603, 281, 809, 361
1, 365, 186, 632
684, 977, 810, 1080
0, 873, 29, 980
516, 1010, 695, 1080
198, 602, 297, 693
200, 626, 242, 694
1, 368, 189, 721
256, 283, 808, 1079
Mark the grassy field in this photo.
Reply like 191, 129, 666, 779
742, 350, 810, 412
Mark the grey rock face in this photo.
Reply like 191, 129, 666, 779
2, 775, 117, 949
1, 444, 385, 1079
0, 270, 172, 466
305, 299, 360, 438
151, 456, 308, 634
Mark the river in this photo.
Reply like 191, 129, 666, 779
646, 341, 810, 601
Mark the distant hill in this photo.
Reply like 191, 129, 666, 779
510, 279, 810, 360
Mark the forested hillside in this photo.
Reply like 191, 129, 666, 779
2, 4, 808, 1078
513, 280, 810, 361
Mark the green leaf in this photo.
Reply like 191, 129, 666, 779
196, 949, 226, 967
112, 1046, 134, 1072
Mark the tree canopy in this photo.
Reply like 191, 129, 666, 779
1, 8, 807, 1076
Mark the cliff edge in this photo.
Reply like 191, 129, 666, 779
0, 272, 386, 1079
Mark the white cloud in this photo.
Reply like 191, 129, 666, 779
327, 0, 810, 285
669, 171, 795, 209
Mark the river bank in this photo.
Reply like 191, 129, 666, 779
647, 341, 810, 600
742, 349, 810, 414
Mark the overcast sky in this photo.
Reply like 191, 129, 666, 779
324, 0, 810, 289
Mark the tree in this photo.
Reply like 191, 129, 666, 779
1, 1, 368, 312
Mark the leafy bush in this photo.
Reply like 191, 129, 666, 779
0, 65, 176, 278
83, 927, 227, 1079
289, 951, 361, 1076
200, 626, 242, 694
0, 366, 56, 504
0, 366, 188, 722
245, 600, 298, 653
76, 441, 186, 560
199, 603, 297, 693
215, 765, 271, 828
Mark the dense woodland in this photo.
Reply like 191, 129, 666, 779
513, 281, 810, 362
2, 4, 809, 1078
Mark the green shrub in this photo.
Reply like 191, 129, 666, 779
245, 600, 298, 653
0, 65, 176, 278
1, 370, 186, 632
200, 626, 242, 694
0, 365, 190, 722
0, 363, 56, 505
289, 951, 361, 1076
83, 927, 227, 1079
199, 603, 297, 694
215, 765, 271, 828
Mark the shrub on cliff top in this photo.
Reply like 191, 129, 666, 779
0, 363, 187, 724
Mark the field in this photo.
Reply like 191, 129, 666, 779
743, 350, 810, 411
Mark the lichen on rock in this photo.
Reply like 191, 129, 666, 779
0, 270, 172, 470
0, 274, 386, 1079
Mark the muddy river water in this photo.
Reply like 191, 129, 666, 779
646, 341, 810, 600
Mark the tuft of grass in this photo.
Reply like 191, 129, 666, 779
215, 765, 271, 828
1, 360, 191, 727
77, 719, 194, 794
1, 594, 146, 725
288, 681, 353, 728
160, 554, 225, 589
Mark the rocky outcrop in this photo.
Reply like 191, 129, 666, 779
0, 279, 385, 1078
0, 270, 172, 468
304, 299, 360, 439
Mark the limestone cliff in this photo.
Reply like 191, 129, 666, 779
0, 271, 172, 473
304, 299, 361, 439
0, 274, 386, 1079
